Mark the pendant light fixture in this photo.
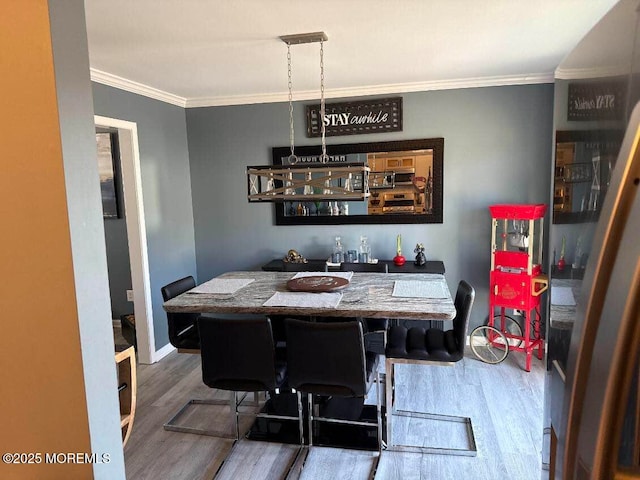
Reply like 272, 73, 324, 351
246, 32, 370, 203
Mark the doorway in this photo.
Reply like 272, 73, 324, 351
95, 115, 156, 364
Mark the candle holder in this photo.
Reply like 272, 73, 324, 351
393, 234, 406, 266
557, 236, 566, 272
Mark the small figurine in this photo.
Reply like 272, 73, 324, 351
414, 243, 426, 266
284, 249, 307, 264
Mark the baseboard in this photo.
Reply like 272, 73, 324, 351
153, 342, 176, 363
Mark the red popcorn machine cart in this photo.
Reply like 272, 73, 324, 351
470, 204, 549, 371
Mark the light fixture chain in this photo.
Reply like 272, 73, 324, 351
320, 39, 328, 163
287, 43, 297, 164
248, 33, 370, 203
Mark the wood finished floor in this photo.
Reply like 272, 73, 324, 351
122, 342, 547, 480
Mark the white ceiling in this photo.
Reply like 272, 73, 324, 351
84, 0, 619, 108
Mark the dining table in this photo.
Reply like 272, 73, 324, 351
162, 270, 456, 321
162, 270, 456, 455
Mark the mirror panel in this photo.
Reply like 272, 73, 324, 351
553, 130, 623, 224
273, 138, 443, 225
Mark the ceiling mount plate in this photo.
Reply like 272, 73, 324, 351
279, 32, 328, 45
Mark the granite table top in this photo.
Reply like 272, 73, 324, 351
163, 271, 456, 321
550, 278, 582, 330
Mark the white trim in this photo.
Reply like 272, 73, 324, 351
95, 115, 156, 365
152, 342, 176, 363
554, 64, 631, 80
91, 68, 187, 107
186, 72, 554, 107
112, 319, 121, 328
91, 68, 553, 109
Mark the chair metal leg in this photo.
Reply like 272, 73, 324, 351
163, 392, 249, 437
384, 358, 477, 457
296, 390, 305, 446
212, 391, 248, 478
385, 357, 394, 448
306, 393, 314, 447
278, 390, 309, 480
234, 391, 241, 440
375, 370, 384, 451
368, 370, 383, 480
368, 453, 381, 480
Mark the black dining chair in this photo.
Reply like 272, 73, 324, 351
285, 318, 383, 478
198, 316, 304, 476
161, 276, 239, 436
384, 280, 477, 456
340, 262, 389, 353
161, 276, 200, 352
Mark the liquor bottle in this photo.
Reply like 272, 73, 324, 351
332, 236, 344, 263
358, 235, 371, 263
572, 236, 583, 270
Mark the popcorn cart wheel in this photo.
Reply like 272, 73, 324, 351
470, 325, 509, 364
470, 314, 525, 364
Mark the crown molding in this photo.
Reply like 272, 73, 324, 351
185, 72, 554, 108
90, 68, 187, 107
554, 64, 630, 80
90, 68, 553, 109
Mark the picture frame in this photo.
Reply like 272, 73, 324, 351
272, 137, 444, 225
96, 131, 121, 219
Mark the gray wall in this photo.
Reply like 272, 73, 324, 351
92, 83, 197, 347
49, 1, 125, 477
186, 84, 554, 329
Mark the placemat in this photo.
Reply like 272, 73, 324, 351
263, 291, 343, 308
188, 278, 255, 294
551, 286, 576, 306
392, 280, 448, 298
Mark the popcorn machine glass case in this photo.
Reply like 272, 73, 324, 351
488, 204, 548, 372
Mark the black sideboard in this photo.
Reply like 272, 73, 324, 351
262, 259, 445, 274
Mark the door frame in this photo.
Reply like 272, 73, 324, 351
95, 115, 156, 364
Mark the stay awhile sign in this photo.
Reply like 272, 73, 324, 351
567, 79, 626, 121
306, 97, 402, 137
